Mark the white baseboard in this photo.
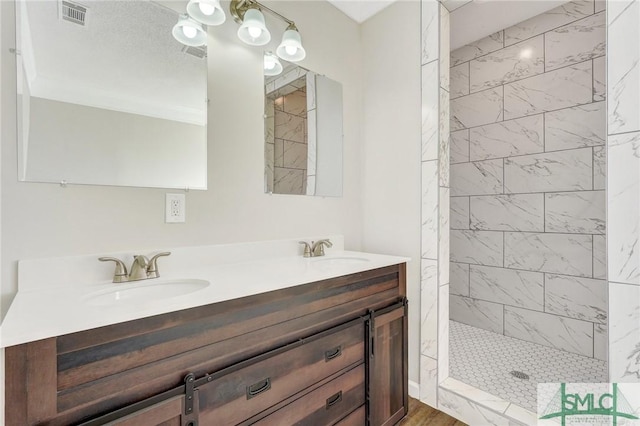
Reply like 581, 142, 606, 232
408, 380, 420, 399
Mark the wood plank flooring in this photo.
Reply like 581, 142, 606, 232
399, 397, 467, 426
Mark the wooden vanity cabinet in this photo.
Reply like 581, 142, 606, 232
5, 263, 407, 426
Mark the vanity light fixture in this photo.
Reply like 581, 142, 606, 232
186, 0, 226, 26
237, 6, 271, 46
276, 24, 306, 62
173, 0, 224, 47
231, 0, 306, 61
172, 14, 208, 47
263, 52, 283, 76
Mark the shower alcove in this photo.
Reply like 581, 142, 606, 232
419, 0, 615, 423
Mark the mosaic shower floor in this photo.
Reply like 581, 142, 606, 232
449, 321, 608, 412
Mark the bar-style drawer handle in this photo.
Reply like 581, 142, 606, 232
325, 391, 343, 410
324, 346, 342, 362
246, 377, 271, 400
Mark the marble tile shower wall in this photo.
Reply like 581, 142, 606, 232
448, 1, 606, 359
272, 89, 308, 195
607, 0, 640, 384
420, 0, 451, 409
265, 100, 275, 194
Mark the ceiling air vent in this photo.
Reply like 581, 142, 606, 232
182, 45, 207, 60
60, 1, 87, 26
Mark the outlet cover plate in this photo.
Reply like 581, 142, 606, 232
166, 193, 186, 223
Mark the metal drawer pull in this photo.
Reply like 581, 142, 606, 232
324, 346, 342, 361
246, 378, 271, 400
326, 391, 342, 409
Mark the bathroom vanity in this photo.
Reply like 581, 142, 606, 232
2, 242, 408, 426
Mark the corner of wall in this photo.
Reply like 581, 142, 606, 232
1, 0, 7, 421
419, 0, 451, 408
606, 0, 640, 383
359, 0, 422, 386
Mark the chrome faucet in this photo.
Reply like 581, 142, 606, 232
99, 252, 171, 283
299, 239, 333, 257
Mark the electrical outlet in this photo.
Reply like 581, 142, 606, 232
166, 193, 186, 223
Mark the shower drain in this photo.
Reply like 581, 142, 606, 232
510, 370, 530, 380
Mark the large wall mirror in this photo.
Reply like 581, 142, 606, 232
15, 0, 208, 190
264, 59, 343, 197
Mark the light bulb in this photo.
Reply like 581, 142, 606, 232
173, 14, 206, 46
263, 53, 283, 76
285, 45, 297, 56
237, 9, 270, 46
182, 26, 198, 39
187, 0, 225, 25
248, 26, 262, 39
199, 2, 215, 15
276, 27, 305, 62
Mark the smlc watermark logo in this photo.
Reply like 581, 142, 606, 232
538, 383, 640, 425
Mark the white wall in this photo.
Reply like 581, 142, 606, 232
361, 1, 422, 385
1, 0, 363, 314
0, 0, 4, 421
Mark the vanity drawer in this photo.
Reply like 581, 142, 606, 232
253, 364, 365, 426
198, 320, 365, 425
335, 405, 366, 426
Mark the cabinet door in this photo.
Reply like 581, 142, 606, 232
367, 300, 408, 426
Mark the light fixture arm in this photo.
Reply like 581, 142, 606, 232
230, 0, 295, 28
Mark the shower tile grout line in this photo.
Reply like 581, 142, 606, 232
451, 144, 604, 164
448, 260, 606, 282
450, 229, 604, 237
452, 290, 605, 327
451, 8, 600, 69
455, 55, 605, 100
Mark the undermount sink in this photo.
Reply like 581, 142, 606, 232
86, 279, 210, 306
311, 256, 370, 266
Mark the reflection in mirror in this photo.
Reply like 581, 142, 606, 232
16, 0, 208, 190
264, 59, 343, 197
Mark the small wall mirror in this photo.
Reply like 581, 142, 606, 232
15, 0, 208, 190
264, 59, 343, 197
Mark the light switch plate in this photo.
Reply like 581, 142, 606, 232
166, 193, 186, 223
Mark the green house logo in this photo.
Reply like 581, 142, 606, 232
540, 383, 639, 425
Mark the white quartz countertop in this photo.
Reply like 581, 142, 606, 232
0, 250, 408, 348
